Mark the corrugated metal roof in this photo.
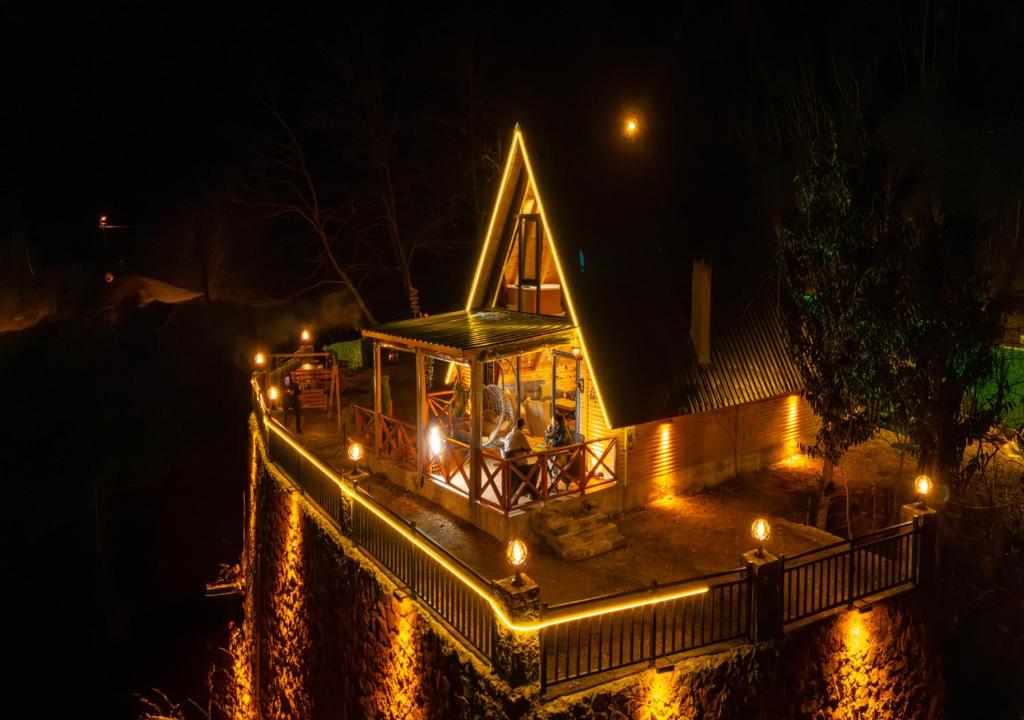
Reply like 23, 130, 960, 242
363, 309, 575, 358
659, 298, 804, 418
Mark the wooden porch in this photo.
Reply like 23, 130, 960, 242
357, 308, 619, 521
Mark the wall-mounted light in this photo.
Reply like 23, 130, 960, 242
751, 518, 771, 558
506, 539, 528, 586
571, 347, 581, 358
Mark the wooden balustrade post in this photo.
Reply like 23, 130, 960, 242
469, 359, 483, 502
743, 549, 783, 642
415, 351, 427, 484
373, 341, 382, 453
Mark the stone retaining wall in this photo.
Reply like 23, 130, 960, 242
241, 418, 945, 719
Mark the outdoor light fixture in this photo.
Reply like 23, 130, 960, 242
267, 386, 279, 407
624, 116, 639, 138
751, 518, 771, 558
428, 424, 444, 458
348, 442, 364, 474
300, 328, 311, 343
99, 215, 108, 228
915, 474, 931, 508
254, 352, 265, 367
571, 347, 581, 358
506, 539, 528, 586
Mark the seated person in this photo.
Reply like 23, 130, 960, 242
502, 418, 536, 501
545, 414, 572, 448
502, 417, 531, 459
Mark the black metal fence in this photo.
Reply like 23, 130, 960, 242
251, 378, 927, 694
782, 522, 917, 624
255, 388, 496, 661
540, 569, 750, 691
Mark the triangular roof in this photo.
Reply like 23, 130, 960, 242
465, 124, 804, 429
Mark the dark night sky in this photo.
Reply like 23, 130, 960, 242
2, 1, 1022, 308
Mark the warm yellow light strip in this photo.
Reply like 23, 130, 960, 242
253, 378, 706, 632
465, 126, 520, 312
512, 129, 613, 429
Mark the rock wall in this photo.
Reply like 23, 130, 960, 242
241, 419, 945, 719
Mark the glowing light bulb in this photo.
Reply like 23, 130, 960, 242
751, 518, 771, 557
300, 328, 311, 343
348, 442, 364, 461
428, 424, 443, 457
624, 116, 639, 137
267, 386, 279, 402
506, 539, 528, 568
915, 474, 931, 497
571, 347, 581, 358
255, 352, 265, 367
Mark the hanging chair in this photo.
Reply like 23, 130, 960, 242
482, 383, 514, 448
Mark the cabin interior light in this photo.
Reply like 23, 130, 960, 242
506, 538, 528, 586
428, 424, 444, 458
571, 347, 581, 358
751, 518, 771, 557
915, 474, 931, 508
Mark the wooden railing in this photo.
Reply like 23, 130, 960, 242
479, 437, 618, 514
355, 405, 617, 513
426, 389, 456, 433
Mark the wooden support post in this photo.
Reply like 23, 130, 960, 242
743, 549, 783, 642
373, 341, 382, 453
469, 359, 483, 502
415, 351, 427, 484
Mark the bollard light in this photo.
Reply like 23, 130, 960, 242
915, 474, 931, 508
255, 352, 265, 367
428, 424, 444, 458
506, 538, 528, 587
751, 518, 771, 558
348, 441, 364, 474
300, 328, 311, 343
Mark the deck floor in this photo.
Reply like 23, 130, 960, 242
277, 403, 835, 604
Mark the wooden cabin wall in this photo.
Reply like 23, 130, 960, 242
621, 394, 818, 509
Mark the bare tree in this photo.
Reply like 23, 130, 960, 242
241, 98, 377, 325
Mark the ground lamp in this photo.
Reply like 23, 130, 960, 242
300, 328, 311, 343
751, 518, 771, 558
348, 441, 364, 475
428, 424, 444, 458
254, 352, 265, 367
506, 539, 528, 586
915, 474, 931, 508
267, 386, 279, 409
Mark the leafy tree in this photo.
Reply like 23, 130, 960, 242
777, 133, 900, 528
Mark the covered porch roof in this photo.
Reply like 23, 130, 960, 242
362, 309, 576, 359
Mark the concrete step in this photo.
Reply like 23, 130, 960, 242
530, 498, 627, 562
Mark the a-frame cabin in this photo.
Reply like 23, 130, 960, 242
358, 124, 817, 541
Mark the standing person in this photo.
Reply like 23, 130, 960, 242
283, 372, 302, 434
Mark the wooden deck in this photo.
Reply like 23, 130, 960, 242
272, 402, 831, 604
